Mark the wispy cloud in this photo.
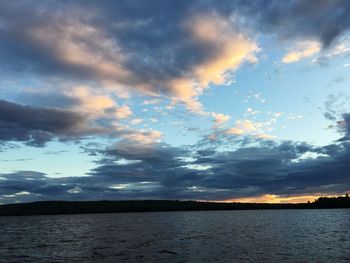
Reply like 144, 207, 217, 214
282, 41, 321, 63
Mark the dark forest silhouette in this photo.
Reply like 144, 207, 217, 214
0, 194, 349, 216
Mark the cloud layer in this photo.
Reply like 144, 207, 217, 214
1, 1, 350, 203
2, 1, 349, 110
0, 99, 88, 146
1, 113, 350, 204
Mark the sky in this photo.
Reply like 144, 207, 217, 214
1, 0, 350, 204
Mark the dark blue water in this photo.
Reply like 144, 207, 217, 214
0, 209, 349, 262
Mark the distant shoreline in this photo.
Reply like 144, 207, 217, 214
1, 196, 349, 216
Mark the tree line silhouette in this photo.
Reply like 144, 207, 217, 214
312, 193, 350, 208
0, 194, 349, 216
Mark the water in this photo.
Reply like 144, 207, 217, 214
0, 209, 349, 262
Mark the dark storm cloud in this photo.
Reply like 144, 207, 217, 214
2, 115, 350, 203
240, 0, 350, 47
104, 140, 188, 164
0, 99, 90, 146
1, 0, 349, 98
0, 0, 221, 95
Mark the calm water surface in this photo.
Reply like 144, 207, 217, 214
0, 209, 349, 262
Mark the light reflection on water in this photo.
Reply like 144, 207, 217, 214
0, 209, 350, 262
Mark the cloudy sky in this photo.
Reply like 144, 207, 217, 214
1, 0, 350, 204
